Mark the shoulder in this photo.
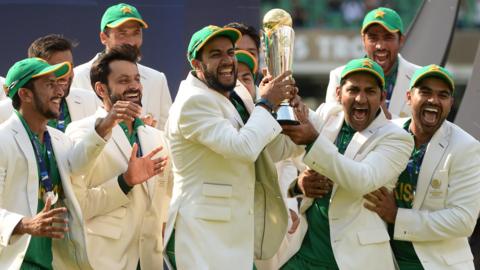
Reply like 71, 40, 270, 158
398, 54, 421, 71
330, 65, 345, 76
69, 87, 97, 99
138, 63, 167, 81
446, 121, 480, 149
66, 114, 98, 133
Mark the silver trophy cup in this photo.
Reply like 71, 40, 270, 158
263, 9, 299, 125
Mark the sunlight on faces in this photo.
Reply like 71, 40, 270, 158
236, 35, 259, 60
362, 24, 405, 75
336, 72, 384, 131
19, 73, 65, 120
46, 50, 74, 97
100, 20, 143, 51
237, 62, 255, 98
98, 60, 142, 110
192, 36, 238, 93
407, 77, 453, 136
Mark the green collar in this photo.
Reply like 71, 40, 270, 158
118, 118, 145, 145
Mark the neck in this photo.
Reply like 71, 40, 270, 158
409, 121, 433, 148
19, 108, 48, 141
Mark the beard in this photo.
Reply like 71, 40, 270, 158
201, 62, 237, 93
33, 90, 59, 119
106, 86, 143, 107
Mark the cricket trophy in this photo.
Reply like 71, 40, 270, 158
262, 8, 299, 125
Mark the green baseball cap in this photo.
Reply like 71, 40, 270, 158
187, 25, 242, 67
409, 64, 455, 92
361, 7, 404, 34
5, 58, 72, 98
101, 3, 148, 32
341, 58, 385, 90
235, 50, 258, 75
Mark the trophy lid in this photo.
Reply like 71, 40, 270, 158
263, 9, 292, 33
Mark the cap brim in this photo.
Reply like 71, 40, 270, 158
32, 62, 72, 80
106, 17, 149, 29
412, 71, 455, 91
195, 28, 242, 55
361, 21, 400, 34
236, 50, 258, 74
342, 68, 385, 89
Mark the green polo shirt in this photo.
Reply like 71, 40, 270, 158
281, 121, 356, 270
389, 119, 425, 270
47, 100, 71, 132
16, 111, 64, 270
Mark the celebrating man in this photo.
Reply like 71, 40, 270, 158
281, 58, 414, 270
0, 58, 108, 269
66, 44, 171, 270
364, 65, 480, 269
164, 25, 302, 270
72, 3, 171, 129
325, 7, 419, 118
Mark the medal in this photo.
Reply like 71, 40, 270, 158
43, 191, 58, 205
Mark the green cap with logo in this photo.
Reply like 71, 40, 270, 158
409, 64, 455, 92
101, 3, 148, 32
341, 58, 385, 90
361, 7, 404, 34
235, 50, 258, 75
5, 58, 72, 98
187, 25, 242, 67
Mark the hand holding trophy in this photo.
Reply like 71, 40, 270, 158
262, 8, 299, 125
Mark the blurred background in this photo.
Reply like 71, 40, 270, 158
0, 0, 478, 122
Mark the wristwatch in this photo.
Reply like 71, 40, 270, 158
255, 97, 275, 113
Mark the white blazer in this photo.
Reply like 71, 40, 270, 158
72, 54, 172, 130
325, 54, 419, 118
0, 87, 100, 125
392, 118, 480, 269
287, 103, 413, 270
0, 113, 107, 270
163, 73, 302, 270
66, 108, 172, 270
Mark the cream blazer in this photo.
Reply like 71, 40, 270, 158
325, 54, 419, 118
163, 73, 302, 270
288, 103, 413, 270
0, 113, 107, 270
66, 108, 172, 270
72, 54, 172, 130
392, 118, 480, 269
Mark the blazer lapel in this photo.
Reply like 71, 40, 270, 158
65, 92, 84, 122
112, 125, 132, 162
413, 122, 450, 209
11, 115, 38, 216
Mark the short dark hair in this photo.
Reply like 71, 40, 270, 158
28, 34, 76, 59
224, 22, 260, 50
90, 44, 139, 96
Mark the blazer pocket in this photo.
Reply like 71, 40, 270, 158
193, 204, 231, 222
442, 248, 473, 266
424, 170, 449, 209
86, 220, 122, 239
357, 228, 390, 245
202, 183, 233, 198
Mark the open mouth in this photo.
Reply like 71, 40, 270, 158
123, 90, 141, 102
421, 107, 440, 125
352, 107, 369, 122
373, 51, 389, 65
218, 66, 234, 80
51, 97, 61, 105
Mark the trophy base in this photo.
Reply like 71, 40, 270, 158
276, 103, 299, 125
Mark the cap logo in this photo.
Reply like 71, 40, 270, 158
429, 65, 440, 71
374, 10, 385, 18
362, 59, 373, 68
121, 6, 133, 14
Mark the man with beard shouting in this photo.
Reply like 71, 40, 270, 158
363, 65, 480, 269
66, 44, 171, 270
280, 58, 414, 270
163, 25, 303, 270
325, 7, 419, 119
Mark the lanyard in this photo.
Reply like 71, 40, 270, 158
56, 102, 66, 131
135, 134, 143, 157
29, 130, 55, 193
